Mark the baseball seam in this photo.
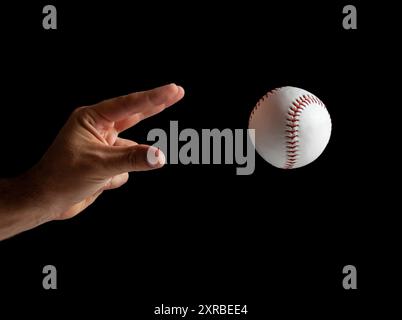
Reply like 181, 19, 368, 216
249, 88, 327, 169
284, 94, 326, 169
248, 88, 280, 126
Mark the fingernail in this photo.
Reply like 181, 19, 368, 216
156, 148, 166, 166
146, 147, 165, 167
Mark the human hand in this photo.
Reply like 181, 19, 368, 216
29, 83, 184, 221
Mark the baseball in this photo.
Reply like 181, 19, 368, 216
248, 86, 332, 169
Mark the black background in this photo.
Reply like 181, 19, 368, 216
0, 1, 398, 318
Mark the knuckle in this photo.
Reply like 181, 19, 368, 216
116, 95, 131, 109
121, 93, 140, 108
127, 149, 138, 169
72, 106, 87, 118
75, 148, 107, 175
71, 106, 98, 127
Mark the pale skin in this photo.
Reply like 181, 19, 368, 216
0, 83, 185, 241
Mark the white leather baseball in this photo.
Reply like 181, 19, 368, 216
248, 86, 332, 169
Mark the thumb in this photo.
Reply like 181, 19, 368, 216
106, 144, 166, 175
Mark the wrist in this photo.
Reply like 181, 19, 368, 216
0, 169, 56, 239
17, 167, 61, 222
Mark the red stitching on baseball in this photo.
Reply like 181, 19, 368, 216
249, 87, 283, 126
284, 93, 326, 169
249, 88, 326, 169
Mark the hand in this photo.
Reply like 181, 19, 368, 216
0, 83, 184, 240
36, 83, 184, 220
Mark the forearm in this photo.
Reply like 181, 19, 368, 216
0, 171, 54, 241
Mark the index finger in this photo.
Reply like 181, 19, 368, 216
90, 83, 181, 122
